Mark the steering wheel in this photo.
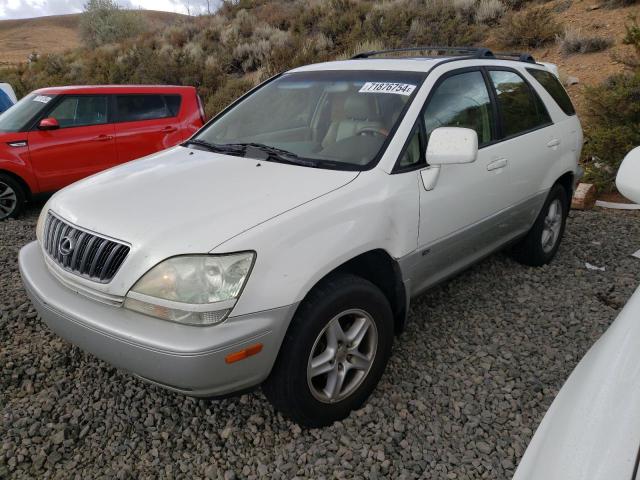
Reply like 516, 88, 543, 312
356, 127, 388, 138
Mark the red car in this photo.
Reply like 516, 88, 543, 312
0, 85, 205, 219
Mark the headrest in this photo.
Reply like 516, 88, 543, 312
344, 95, 374, 120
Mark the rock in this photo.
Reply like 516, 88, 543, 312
51, 430, 65, 445
565, 76, 579, 86
572, 183, 597, 210
2, 202, 639, 480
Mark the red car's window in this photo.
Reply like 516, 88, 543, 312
115, 95, 181, 122
48, 95, 108, 128
165, 95, 182, 116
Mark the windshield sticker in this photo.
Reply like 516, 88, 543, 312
359, 82, 416, 96
33, 95, 52, 104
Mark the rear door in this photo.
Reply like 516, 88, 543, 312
487, 68, 556, 209
27, 94, 116, 191
113, 94, 184, 162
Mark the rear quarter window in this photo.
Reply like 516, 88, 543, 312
164, 95, 182, 116
527, 68, 576, 116
115, 94, 177, 122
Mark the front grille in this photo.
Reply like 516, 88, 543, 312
42, 212, 130, 283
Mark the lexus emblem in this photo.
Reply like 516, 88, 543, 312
58, 236, 75, 256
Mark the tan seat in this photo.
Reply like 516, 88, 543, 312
321, 96, 382, 149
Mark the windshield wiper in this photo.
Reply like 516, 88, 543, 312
184, 139, 245, 156
228, 142, 319, 167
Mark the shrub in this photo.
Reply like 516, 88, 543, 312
205, 76, 256, 117
337, 39, 387, 60
582, 72, 640, 190
79, 0, 148, 48
623, 18, 640, 67
498, 6, 563, 48
475, 0, 506, 25
452, 0, 477, 22
502, 0, 538, 9
603, 0, 640, 7
559, 28, 613, 54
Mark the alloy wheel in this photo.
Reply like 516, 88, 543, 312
307, 309, 378, 404
541, 198, 562, 253
0, 181, 17, 220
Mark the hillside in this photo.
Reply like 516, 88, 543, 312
516, 0, 640, 116
0, 0, 637, 190
0, 11, 188, 66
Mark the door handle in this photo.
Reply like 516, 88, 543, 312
487, 158, 508, 171
547, 138, 561, 149
420, 166, 441, 191
162, 126, 178, 133
93, 135, 113, 142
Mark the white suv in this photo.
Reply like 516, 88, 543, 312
19, 47, 583, 426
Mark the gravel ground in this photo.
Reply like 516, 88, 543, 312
1, 202, 639, 480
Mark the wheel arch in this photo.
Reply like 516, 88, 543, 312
295, 248, 408, 335
0, 168, 32, 199
555, 171, 574, 203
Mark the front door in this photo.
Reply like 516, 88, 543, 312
28, 95, 116, 192
406, 69, 515, 293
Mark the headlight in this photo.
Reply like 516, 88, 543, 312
36, 208, 47, 244
124, 252, 255, 326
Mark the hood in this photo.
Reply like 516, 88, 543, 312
513, 285, 640, 480
46, 146, 358, 293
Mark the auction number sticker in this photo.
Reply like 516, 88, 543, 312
33, 95, 52, 103
359, 82, 416, 96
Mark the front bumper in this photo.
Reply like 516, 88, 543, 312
19, 241, 296, 397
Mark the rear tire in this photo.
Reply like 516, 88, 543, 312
0, 173, 25, 220
263, 273, 394, 427
511, 183, 568, 267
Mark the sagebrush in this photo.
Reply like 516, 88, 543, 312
582, 19, 640, 190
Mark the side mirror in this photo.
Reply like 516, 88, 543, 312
426, 127, 478, 165
616, 147, 640, 204
38, 117, 59, 130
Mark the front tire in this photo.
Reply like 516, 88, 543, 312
263, 273, 394, 427
511, 184, 568, 266
0, 173, 25, 220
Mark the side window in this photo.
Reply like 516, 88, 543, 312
423, 71, 495, 146
164, 95, 182, 116
526, 68, 575, 116
397, 124, 423, 170
47, 96, 108, 128
116, 95, 170, 122
489, 70, 551, 138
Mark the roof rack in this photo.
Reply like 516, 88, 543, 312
351, 46, 536, 64
493, 52, 537, 64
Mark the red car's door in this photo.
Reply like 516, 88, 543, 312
113, 94, 184, 163
27, 95, 117, 192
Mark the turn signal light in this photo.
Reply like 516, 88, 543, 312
225, 343, 263, 364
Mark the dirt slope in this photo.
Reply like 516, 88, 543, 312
492, 0, 640, 116
536, 0, 640, 115
0, 11, 187, 66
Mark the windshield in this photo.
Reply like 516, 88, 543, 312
0, 93, 53, 133
193, 71, 425, 170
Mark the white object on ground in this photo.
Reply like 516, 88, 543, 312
633, 249, 640, 260
585, 262, 605, 271
513, 285, 640, 480
0, 82, 17, 103
616, 147, 640, 203
595, 200, 640, 210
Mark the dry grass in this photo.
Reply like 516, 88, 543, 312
0, 11, 185, 66
559, 27, 614, 54
497, 6, 563, 48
